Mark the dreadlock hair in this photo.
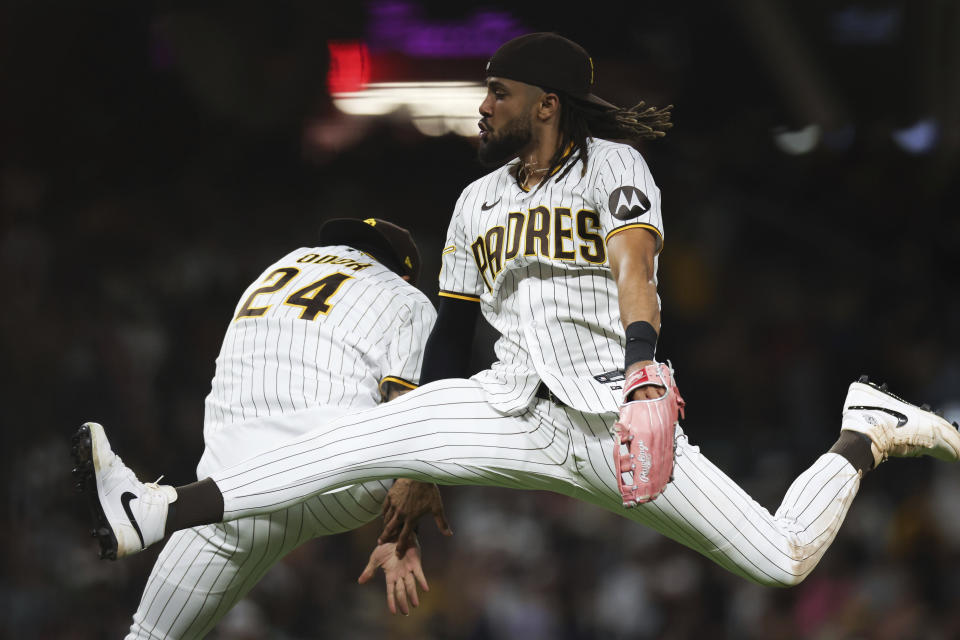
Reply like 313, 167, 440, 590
544, 94, 673, 184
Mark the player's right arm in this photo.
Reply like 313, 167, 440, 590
379, 382, 454, 551
360, 294, 450, 606
422, 187, 485, 380
375, 296, 476, 555
376, 194, 484, 551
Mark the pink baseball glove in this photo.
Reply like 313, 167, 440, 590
612, 362, 685, 507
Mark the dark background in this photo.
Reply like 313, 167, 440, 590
4, 1, 960, 638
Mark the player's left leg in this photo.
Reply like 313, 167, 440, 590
74, 379, 577, 558
566, 377, 960, 587
569, 415, 861, 586
126, 481, 388, 639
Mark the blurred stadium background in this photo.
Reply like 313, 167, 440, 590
4, 1, 960, 638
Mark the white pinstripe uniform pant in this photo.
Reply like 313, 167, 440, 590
209, 378, 862, 589
127, 406, 393, 639
126, 480, 389, 639
127, 482, 390, 640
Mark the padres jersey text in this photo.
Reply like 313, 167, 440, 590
440, 138, 663, 413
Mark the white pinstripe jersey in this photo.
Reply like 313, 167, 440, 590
440, 138, 664, 414
203, 245, 436, 435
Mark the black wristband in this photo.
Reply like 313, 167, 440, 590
624, 321, 658, 369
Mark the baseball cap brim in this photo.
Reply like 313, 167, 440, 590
574, 92, 619, 111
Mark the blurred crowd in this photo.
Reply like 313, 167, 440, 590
3, 1, 960, 638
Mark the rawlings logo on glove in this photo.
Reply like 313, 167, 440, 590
612, 362, 685, 507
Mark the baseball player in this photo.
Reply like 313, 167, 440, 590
73, 33, 960, 596
90, 217, 444, 638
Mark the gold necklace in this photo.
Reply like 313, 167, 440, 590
519, 163, 550, 187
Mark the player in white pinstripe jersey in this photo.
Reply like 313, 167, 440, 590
438, 135, 662, 414
98, 218, 444, 638
74, 33, 960, 603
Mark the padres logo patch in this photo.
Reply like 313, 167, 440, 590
609, 186, 651, 220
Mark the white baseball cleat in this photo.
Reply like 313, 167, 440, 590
71, 422, 176, 559
841, 376, 960, 469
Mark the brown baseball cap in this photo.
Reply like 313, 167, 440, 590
485, 32, 617, 109
318, 217, 421, 284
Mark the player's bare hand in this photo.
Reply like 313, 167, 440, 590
629, 384, 666, 401
357, 538, 429, 615
624, 360, 665, 401
379, 479, 452, 555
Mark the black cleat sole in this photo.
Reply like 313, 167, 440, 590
71, 424, 119, 561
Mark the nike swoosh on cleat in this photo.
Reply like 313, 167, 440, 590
120, 491, 146, 549
847, 405, 908, 427
480, 198, 501, 211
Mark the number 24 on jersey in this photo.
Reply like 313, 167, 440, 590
235, 268, 353, 321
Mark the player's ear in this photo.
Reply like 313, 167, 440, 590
536, 91, 560, 122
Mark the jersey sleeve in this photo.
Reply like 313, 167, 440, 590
378, 297, 437, 396
438, 189, 485, 302
594, 145, 665, 253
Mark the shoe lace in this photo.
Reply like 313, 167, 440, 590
110, 453, 142, 484
110, 453, 164, 491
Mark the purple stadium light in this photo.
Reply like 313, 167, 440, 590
891, 118, 939, 155
367, 0, 527, 57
